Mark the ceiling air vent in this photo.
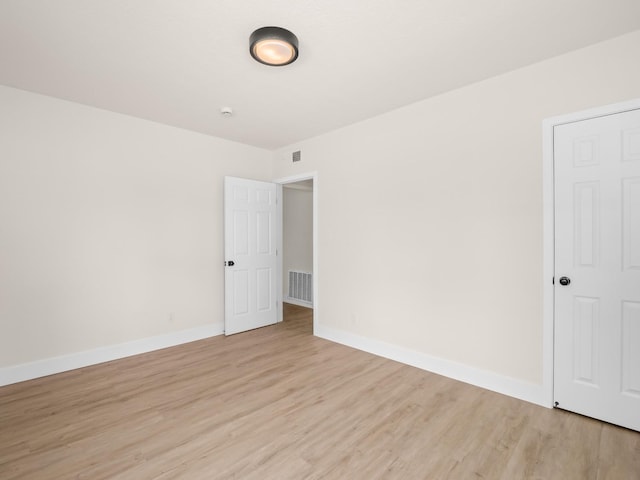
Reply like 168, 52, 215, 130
292, 150, 301, 162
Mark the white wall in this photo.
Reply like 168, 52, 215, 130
272, 30, 640, 399
283, 186, 313, 303
0, 86, 271, 370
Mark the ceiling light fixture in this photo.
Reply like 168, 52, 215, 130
249, 26, 299, 66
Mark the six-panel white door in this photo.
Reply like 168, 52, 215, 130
224, 176, 278, 335
554, 108, 640, 431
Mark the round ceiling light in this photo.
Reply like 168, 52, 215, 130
249, 26, 299, 66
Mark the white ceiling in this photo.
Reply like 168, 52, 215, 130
1, 1, 640, 150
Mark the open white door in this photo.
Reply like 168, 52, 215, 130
554, 108, 640, 431
224, 176, 279, 335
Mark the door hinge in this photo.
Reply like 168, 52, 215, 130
552, 276, 555, 285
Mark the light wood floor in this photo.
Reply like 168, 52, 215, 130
1, 304, 639, 479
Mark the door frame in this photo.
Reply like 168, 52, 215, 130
273, 171, 318, 333
542, 97, 640, 408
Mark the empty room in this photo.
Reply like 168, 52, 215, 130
1, 1, 640, 478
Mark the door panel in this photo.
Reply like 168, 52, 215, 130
572, 296, 599, 386
232, 269, 249, 315
623, 178, 640, 270
554, 108, 640, 431
622, 301, 640, 397
573, 182, 599, 268
224, 177, 278, 335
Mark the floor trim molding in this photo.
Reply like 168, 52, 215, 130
315, 324, 547, 407
284, 297, 313, 309
0, 323, 224, 387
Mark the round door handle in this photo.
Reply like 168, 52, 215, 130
559, 276, 571, 286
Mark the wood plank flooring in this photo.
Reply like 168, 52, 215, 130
1, 303, 639, 479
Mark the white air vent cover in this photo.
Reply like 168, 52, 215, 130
288, 270, 312, 304
292, 150, 301, 162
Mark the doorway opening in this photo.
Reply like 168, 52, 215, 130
275, 172, 318, 332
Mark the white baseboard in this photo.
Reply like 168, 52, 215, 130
284, 297, 313, 309
0, 322, 224, 387
315, 324, 548, 408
